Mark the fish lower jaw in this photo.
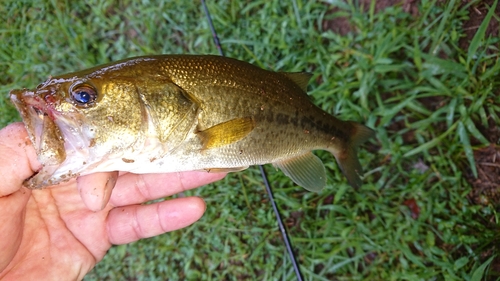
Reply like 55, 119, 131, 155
25, 135, 171, 188
19, 106, 45, 153
24, 165, 79, 189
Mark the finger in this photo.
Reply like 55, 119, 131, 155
107, 196, 206, 244
77, 171, 119, 211
0, 123, 41, 196
109, 171, 226, 207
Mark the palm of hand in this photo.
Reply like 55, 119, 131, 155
2, 184, 109, 280
0, 123, 225, 280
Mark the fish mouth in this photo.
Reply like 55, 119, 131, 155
10, 88, 74, 188
10, 88, 99, 188
10, 89, 66, 165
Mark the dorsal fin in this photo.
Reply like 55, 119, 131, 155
280, 72, 312, 92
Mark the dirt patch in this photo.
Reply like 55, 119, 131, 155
321, 1, 500, 276
459, 0, 500, 51
323, 0, 500, 201
322, 0, 419, 35
323, 0, 498, 48
466, 145, 500, 206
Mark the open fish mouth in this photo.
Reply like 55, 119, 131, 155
10, 89, 67, 166
10, 87, 103, 188
10, 88, 74, 188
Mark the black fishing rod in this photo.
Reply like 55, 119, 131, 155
201, 1, 304, 280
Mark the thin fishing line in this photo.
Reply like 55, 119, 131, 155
201, 1, 304, 280
258, 166, 304, 281
201, 0, 224, 57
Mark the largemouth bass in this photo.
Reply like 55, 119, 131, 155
10, 55, 375, 191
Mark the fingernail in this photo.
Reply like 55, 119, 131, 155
101, 174, 117, 210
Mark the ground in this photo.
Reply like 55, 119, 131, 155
2, 0, 500, 279
324, 0, 500, 277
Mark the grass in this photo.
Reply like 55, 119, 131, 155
1, 0, 500, 279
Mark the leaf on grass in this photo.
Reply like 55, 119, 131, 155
412, 38, 422, 71
421, 53, 467, 78
454, 256, 469, 271
471, 255, 496, 281
458, 121, 477, 178
425, 76, 451, 95
430, 0, 456, 53
403, 122, 457, 157
404, 136, 442, 158
334, 184, 349, 204
426, 230, 435, 247
406, 100, 433, 116
401, 244, 426, 268
374, 64, 406, 73
467, 0, 498, 65
464, 117, 489, 144
379, 96, 415, 126
480, 59, 500, 80
446, 98, 458, 128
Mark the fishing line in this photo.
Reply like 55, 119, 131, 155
201, 0, 224, 57
201, 1, 303, 280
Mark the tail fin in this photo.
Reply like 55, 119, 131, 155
331, 122, 375, 188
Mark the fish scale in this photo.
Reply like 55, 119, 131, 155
10, 55, 375, 190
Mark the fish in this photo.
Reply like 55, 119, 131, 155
10, 55, 375, 191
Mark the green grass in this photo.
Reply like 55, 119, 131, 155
2, 0, 500, 279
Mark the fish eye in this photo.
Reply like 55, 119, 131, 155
70, 84, 97, 107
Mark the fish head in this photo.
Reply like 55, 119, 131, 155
10, 66, 145, 188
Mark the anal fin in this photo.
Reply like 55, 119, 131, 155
197, 117, 255, 150
273, 152, 326, 192
203, 167, 249, 173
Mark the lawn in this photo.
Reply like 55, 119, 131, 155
1, 0, 499, 280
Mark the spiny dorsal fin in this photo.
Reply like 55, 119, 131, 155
273, 152, 326, 192
280, 72, 312, 92
197, 117, 255, 150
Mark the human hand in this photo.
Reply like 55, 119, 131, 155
0, 123, 226, 280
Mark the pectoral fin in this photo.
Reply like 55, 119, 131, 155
197, 117, 255, 150
273, 152, 326, 192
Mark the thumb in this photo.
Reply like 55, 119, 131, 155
0, 123, 41, 196
0, 123, 39, 272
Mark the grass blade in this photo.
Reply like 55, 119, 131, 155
471, 255, 496, 281
403, 122, 458, 157
458, 121, 477, 178
467, 0, 498, 66
464, 117, 489, 145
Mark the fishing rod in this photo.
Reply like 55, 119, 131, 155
201, 1, 304, 280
